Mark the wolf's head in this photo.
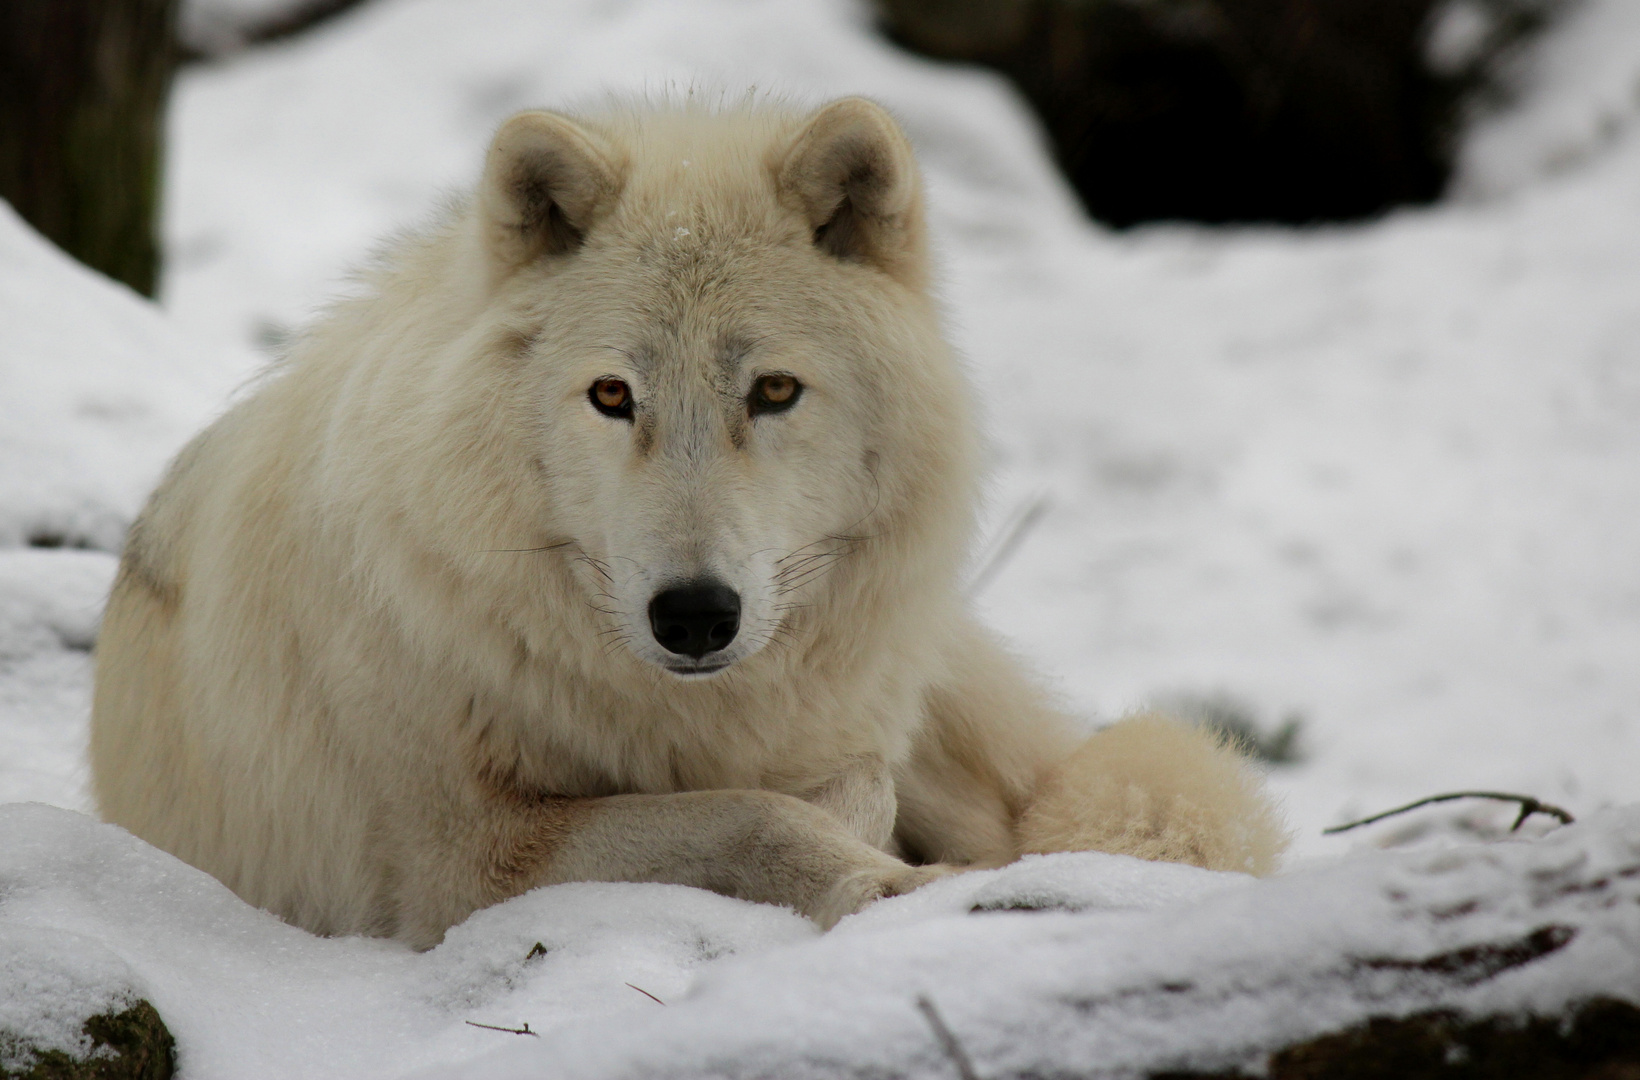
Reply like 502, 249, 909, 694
354, 99, 975, 686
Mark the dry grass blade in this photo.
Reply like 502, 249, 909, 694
626, 983, 666, 1005
916, 995, 981, 1080
969, 493, 1050, 595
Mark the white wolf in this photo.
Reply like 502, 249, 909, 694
91, 97, 1285, 947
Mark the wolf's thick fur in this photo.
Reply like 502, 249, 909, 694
91, 98, 1286, 947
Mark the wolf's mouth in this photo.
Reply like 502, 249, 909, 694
662, 660, 733, 679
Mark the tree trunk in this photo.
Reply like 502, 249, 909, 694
0, 0, 179, 297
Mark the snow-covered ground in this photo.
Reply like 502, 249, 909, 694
4, 0, 1640, 1075
5, 799, 1636, 1078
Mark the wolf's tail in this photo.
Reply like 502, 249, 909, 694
1017, 713, 1289, 876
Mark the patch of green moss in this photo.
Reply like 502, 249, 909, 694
0, 1001, 173, 1080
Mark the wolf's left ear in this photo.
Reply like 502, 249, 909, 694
778, 98, 926, 287
480, 110, 624, 269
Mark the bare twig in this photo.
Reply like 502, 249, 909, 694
970, 492, 1051, 595
181, 0, 378, 62
625, 983, 666, 1005
465, 1020, 539, 1036
916, 995, 981, 1080
1323, 791, 1575, 835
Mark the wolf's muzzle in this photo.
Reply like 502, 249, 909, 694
648, 581, 741, 659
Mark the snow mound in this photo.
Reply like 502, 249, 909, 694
0, 550, 116, 809
1, 802, 1633, 1079
0, 201, 237, 553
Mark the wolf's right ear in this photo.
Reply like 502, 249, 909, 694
479, 111, 623, 269
778, 98, 926, 288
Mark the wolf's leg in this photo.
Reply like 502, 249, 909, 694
438, 787, 944, 944
894, 618, 1288, 874
796, 755, 899, 852
892, 619, 1079, 866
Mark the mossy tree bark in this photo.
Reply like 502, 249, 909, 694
0, 0, 179, 297
1155, 997, 1640, 1080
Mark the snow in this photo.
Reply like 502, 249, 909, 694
4, 0, 1640, 1073
2, 802, 1635, 1078
0, 803, 819, 1078
0, 202, 236, 553
438, 807, 1640, 1080
0, 197, 235, 809
0, 550, 115, 808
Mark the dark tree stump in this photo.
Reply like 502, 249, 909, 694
0, 0, 179, 296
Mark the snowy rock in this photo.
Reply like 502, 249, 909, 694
0, 926, 143, 1072
0, 928, 172, 1079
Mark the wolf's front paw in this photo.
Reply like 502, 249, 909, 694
810, 862, 957, 929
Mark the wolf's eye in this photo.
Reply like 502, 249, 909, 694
589, 378, 633, 420
750, 373, 802, 416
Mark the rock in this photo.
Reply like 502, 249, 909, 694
0, 925, 172, 1080
0, 1001, 174, 1080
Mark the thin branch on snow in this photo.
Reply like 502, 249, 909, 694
1324, 791, 1575, 835
625, 983, 666, 1005
916, 995, 981, 1080
464, 1020, 539, 1036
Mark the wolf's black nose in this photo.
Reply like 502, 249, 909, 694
649, 582, 741, 659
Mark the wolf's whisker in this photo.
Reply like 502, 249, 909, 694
483, 540, 578, 554
776, 560, 842, 592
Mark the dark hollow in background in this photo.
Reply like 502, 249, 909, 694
878, 0, 1553, 227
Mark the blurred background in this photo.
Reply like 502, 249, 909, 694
0, 0, 1575, 293
2, 0, 1638, 858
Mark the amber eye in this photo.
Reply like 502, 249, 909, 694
589, 378, 633, 420
750, 373, 802, 415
